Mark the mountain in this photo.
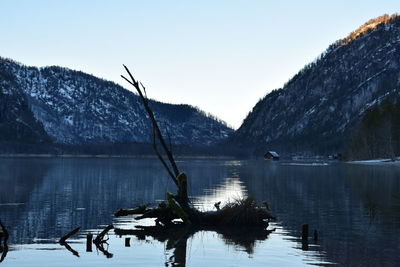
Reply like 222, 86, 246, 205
0, 58, 50, 147
232, 14, 400, 156
0, 57, 233, 150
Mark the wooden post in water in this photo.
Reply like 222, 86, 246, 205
313, 230, 318, 242
125, 237, 131, 247
86, 233, 93, 252
301, 224, 308, 251
301, 224, 308, 240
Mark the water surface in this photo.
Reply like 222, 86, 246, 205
0, 157, 399, 266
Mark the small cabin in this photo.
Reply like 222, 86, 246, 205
264, 151, 280, 160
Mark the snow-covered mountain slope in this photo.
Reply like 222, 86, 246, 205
0, 58, 50, 144
0, 58, 232, 146
232, 14, 400, 154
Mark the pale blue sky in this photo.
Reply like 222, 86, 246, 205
1, 1, 399, 128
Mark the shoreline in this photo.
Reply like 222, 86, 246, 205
347, 157, 400, 165
0, 153, 236, 160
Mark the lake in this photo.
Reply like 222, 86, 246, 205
0, 157, 399, 266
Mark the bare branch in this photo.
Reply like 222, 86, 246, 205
94, 224, 114, 245
140, 81, 147, 99
152, 127, 177, 183
164, 123, 173, 155
121, 75, 135, 87
59, 227, 80, 244
122, 65, 180, 184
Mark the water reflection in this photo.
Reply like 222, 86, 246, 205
239, 161, 400, 266
114, 224, 274, 266
0, 158, 399, 266
194, 178, 247, 211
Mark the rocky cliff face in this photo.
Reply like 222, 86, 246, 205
0, 58, 232, 147
232, 14, 400, 155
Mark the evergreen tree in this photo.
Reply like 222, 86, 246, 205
346, 96, 400, 160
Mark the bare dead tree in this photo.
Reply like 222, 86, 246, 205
120, 65, 274, 226
121, 65, 192, 208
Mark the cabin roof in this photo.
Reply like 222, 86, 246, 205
267, 151, 279, 157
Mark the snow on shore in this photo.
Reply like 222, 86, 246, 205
348, 157, 400, 165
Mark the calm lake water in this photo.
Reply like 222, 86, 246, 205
0, 157, 399, 266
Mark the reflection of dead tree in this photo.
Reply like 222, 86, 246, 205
59, 227, 81, 257
0, 220, 9, 263
120, 65, 275, 228
115, 224, 274, 265
115, 224, 190, 266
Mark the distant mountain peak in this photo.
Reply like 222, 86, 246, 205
340, 13, 399, 45
232, 13, 400, 155
0, 57, 233, 148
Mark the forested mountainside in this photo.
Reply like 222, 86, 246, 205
232, 14, 400, 156
345, 96, 400, 160
0, 57, 233, 152
0, 60, 50, 145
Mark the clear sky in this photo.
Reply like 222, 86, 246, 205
1, 1, 399, 128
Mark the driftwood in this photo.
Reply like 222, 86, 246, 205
93, 224, 113, 245
93, 225, 114, 258
59, 227, 80, 244
59, 227, 81, 257
120, 66, 275, 229
61, 241, 80, 257
95, 242, 113, 258
57, 225, 114, 258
